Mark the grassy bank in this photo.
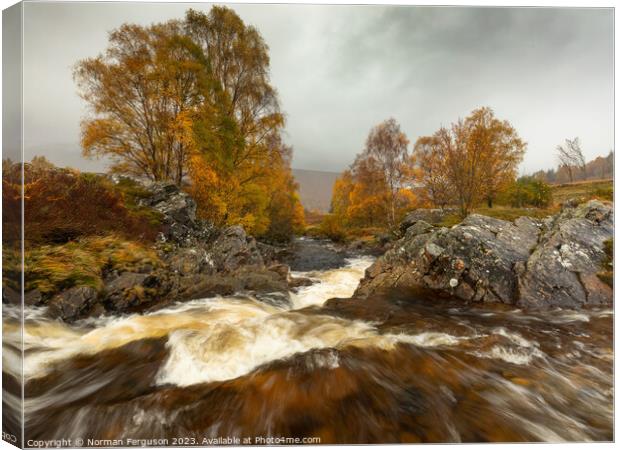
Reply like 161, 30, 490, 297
550, 179, 613, 205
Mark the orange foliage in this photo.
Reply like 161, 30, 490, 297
74, 6, 304, 241
328, 119, 418, 231
2, 159, 160, 246
414, 107, 526, 215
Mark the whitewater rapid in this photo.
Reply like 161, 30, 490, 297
2, 253, 614, 442
4, 257, 381, 386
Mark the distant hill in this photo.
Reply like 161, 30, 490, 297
292, 169, 340, 213
531, 151, 613, 184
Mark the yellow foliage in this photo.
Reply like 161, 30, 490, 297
327, 119, 418, 233
414, 107, 526, 215
3, 235, 161, 296
75, 6, 305, 241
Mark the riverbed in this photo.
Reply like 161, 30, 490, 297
2, 249, 614, 443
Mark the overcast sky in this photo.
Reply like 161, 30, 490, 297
13, 2, 614, 174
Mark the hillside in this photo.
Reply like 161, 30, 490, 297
292, 168, 340, 213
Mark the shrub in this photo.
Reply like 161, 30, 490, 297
2, 161, 161, 246
507, 177, 552, 208
318, 214, 347, 243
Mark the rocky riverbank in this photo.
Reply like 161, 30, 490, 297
6, 181, 365, 322
6, 178, 612, 322
354, 200, 613, 310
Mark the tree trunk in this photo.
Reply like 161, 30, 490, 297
487, 196, 493, 208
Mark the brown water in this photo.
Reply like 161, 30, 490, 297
2, 255, 614, 444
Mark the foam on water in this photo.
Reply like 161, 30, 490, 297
6, 295, 472, 387
2, 253, 610, 399
290, 256, 373, 308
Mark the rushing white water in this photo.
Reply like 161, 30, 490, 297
290, 256, 374, 308
5, 256, 476, 387
1, 255, 612, 393
2, 250, 614, 442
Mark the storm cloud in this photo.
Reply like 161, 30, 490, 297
16, 2, 614, 174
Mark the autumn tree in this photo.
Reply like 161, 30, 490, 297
75, 7, 304, 240
467, 108, 526, 208
184, 8, 284, 158
414, 136, 453, 209
75, 21, 223, 184
556, 137, 586, 183
360, 118, 411, 227
180, 8, 301, 239
328, 118, 417, 232
414, 107, 526, 216
346, 155, 391, 227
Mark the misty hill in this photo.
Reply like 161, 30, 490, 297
292, 169, 340, 213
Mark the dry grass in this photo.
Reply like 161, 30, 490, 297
551, 179, 613, 205
3, 235, 162, 296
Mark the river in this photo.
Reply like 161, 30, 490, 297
1, 246, 614, 444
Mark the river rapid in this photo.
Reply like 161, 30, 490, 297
2, 245, 614, 444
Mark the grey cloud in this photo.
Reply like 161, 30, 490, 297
16, 3, 613, 175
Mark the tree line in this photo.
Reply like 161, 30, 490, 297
329, 107, 528, 234
329, 105, 615, 236
74, 7, 304, 241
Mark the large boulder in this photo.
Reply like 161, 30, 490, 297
173, 266, 290, 306
355, 200, 613, 310
279, 238, 346, 271
210, 226, 264, 271
516, 200, 613, 308
140, 182, 215, 246
104, 271, 168, 311
2, 286, 20, 306
356, 214, 541, 304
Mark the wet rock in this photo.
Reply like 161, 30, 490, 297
2, 286, 20, 305
175, 266, 290, 303
24, 289, 43, 306
288, 276, 315, 289
516, 200, 613, 309
48, 286, 99, 322
253, 291, 291, 308
210, 226, 264, 271
356, 200, 613, 310
238, 266, 289, 294
256, 241, 288, 265
281, 238, 346, 271
104, 272, 164, 311
267, 263, 290, 281
176, 274, 240, 299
